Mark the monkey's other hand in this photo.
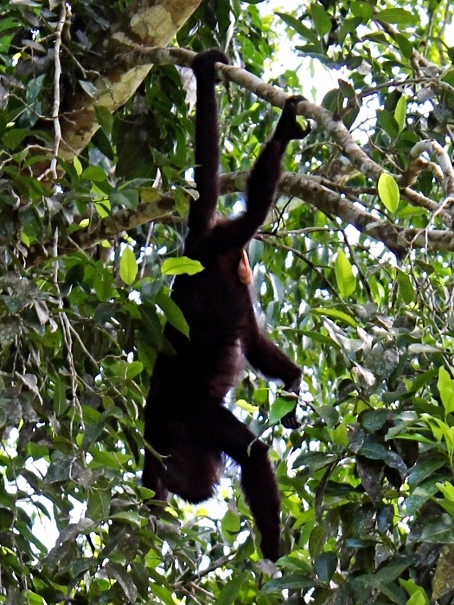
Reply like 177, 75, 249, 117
275, 95, 311, 141
280, 376, 302, 429
281, 407, 301, 430
192, 49, 230, 79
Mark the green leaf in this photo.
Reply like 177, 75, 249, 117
156, 290, 189, 337
375, 8, 417, 26
235, 398, 259, 414
81, 165, 107, 182
3, 128, 28, 149
376, 108, 399, 139
91, 128, 114, 160
0, 17, 19, 34
218, 572, 247, 605
422, 415, 449, 443
111, 189, 139, 210
394, 96, 407, 133
21, 592, 45, 605
87, 489, 111, 521
338, 16, 362, 43
361, 409, 388, 433
350, 1, 372, 20
125, 360, 143, 379
161, 256, 204, 276
269, 397, 296, 424
73, 156, 83, 175
397, 269, 414, 304
355, 576, 406, 603
400, 579, 430, 605
299, 329, 339, 347
311, 3, 332, 37
415, 259, 435, 274
95, 105, 113, 134
107, 562, 138, 603
89, 449, 131, 468
407, 343, 441, 354
396, 33, 413, 58
221, 509, 240, 544
309, 525, 327, 558
441, 69, 454, 87
139, 305, 164, 350
358, 441, 388, 460
407, 456, 447, 489
334, 249, 356, 297
94, 197, 111, 218
174, 186, 190, 217
314, 551, 337, 584
275, 12, 319, 44
378, 173, 400, 213
119, 247, 138, 285
53, 378, 67, 416
109, 511, 143, 528
332, 422, 349, 446
438, 367, 454, 415
437, 481, 454, 503
93, 272, 116, 303
315, 405, 339, 427
312, 307, 357, 328
262, 574, 315, 594
149, 584, 176, 605
420, 524, 454, 544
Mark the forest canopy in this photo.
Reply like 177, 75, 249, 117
2, 0, 454, 604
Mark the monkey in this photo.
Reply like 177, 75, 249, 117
143, 49, 310, 560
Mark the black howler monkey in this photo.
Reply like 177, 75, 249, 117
143, 49, 310, 561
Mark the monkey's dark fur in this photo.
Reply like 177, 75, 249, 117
143, 49, 310, 561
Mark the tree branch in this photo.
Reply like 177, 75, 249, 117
50, 0, 204, 159
121, 47, 454, 227
23, 171, 454, 268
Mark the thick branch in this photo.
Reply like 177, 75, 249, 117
220, 172, 454, 256
55, 0, 203, 159
402, 140, 454, 211
23, 43, 454, 263
24, 173, 454, 268
25, 195, 176, 266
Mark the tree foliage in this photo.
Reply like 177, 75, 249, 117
2, 0, 454, 603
